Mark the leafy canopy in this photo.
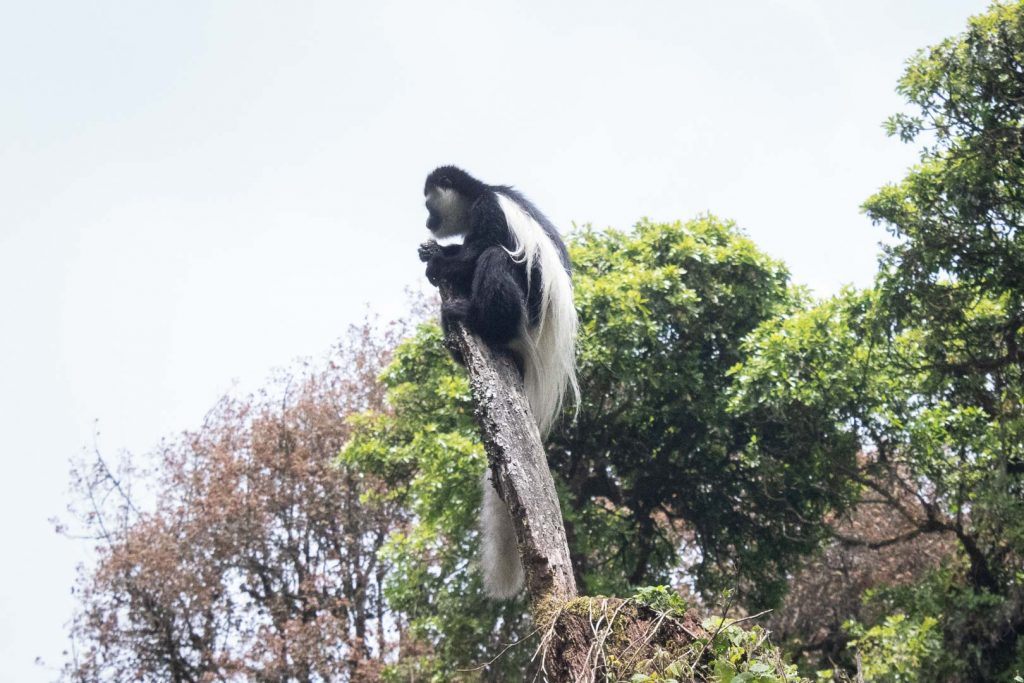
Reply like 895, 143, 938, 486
732, 3, 1024, 679
345, 216, 860, 677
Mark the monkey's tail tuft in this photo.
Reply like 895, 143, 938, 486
480, 470, 525, 599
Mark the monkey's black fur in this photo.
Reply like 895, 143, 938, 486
419, 166, 578, 598
419, 165, 570, 355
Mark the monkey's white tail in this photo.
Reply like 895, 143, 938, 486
496, 193, 580, 439
480, 470, 525, 599
479, 194, 578, 599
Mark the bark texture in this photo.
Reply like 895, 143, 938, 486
435, 276, 578, 606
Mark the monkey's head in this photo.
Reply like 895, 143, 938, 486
424, 165, 486, 238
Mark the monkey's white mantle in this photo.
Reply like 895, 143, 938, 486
437, 282, 578, 605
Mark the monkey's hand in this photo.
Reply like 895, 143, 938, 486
418, 240, 442, 263
421, 241, 470, 287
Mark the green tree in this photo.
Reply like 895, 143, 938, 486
864, 2, 1024, 677
731, 283, 1021, 679
733, 4, 1024, 678
554, 218, 855, 605
343, 323, 531, 681
345, 216, 858, 678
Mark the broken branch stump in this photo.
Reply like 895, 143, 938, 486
422, 241, 577, 607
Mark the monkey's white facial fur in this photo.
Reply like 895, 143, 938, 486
425, 186, 471, 238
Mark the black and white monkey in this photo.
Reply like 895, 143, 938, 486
418, 165, 579, 598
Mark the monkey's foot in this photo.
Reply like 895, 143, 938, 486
441, 298, 470, 323
440, 298, 470, 365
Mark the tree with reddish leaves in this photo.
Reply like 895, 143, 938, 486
61, 320, 408, 683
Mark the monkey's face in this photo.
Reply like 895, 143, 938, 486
425, 185, 470, 238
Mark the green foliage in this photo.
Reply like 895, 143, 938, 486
632, 585, 689, 616
857, 564, 1020, 682
343, 323, 531, 680
609, 618, 804, 683
732, 279, 1023, 678
863, 1, 1024, 511
624, 587, 802, 682
864, 3, 1024, 677
844, 614, 942, 683
556, 217, 854, 606
545, 592, 804, 683
701, 619, 804, 683
732, 3, 1024, 679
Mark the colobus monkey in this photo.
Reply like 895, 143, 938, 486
418, 165, 579, 599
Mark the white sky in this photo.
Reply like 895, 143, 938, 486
0, 1, 991, 679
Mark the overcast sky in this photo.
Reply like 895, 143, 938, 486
0, 1, 991, 679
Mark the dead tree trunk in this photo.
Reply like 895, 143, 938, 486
429, 276, 577, 607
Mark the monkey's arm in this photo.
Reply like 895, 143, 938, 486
460, 247, 526, 345
421, 241, 484, 292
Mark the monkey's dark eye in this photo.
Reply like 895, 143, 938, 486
440, 176, 452, 187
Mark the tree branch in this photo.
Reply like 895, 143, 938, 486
423, 242, 577, 606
